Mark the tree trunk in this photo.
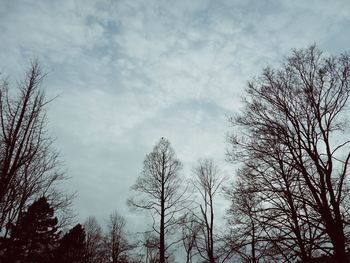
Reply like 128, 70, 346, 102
209, 195, 215, 263
160, 156, 166, 263
160, 211, 165, 263
329, 226, 348, 263
319, 207, 348, 263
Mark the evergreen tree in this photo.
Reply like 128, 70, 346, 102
5, 197, 59, 263
54, 224, 87, 263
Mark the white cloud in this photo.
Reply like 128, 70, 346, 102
1, 0, 350, 233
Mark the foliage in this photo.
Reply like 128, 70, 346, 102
54, 224, 87, 263
1, 197, 59, 262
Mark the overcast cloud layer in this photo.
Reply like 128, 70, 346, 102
1, 0, 350, 230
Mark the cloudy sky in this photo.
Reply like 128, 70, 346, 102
1, 0, 350, 230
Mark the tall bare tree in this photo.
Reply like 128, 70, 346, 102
143, 232, 160, 263
192, 159, 224, 263
180, 213, 201, 263
227, 45, 350, 262
128, 138, 186, 263
84, 216, 104, 263
224, 169, 270, 263
105, 212, 131, 263
225, 154, 329, 262
0, 61, 70, 238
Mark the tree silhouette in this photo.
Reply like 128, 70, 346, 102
227, 45, 350, 262
3, 196, 59, 263
84, 216, 104, 263
192, 159, 224, 263
105, 212, 131, 263
54, 224, 87, 263
128, 138, 186, 263
224, 170, 267, 263
180, 213, 201, 263
0, 61, 71, 238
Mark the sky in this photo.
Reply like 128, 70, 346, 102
0, 0, 350, 233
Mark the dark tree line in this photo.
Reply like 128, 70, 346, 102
2, 46, 350, 263
0, 62, 139, 263
127, 46, 350, 263
0, 196, 86, 263
0, 195, 137, 263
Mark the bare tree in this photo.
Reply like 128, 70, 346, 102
225, 150, 329, 262
0, 61, 71, 238
143, 232, 160, 263
224, 169, 271, 263
84, 216, 104, 263
180, 213, 201, 263
192, 159, 224, 263
105, 212, 131, 263
247, 153, 329, 261
227, 45, 350, 262
128, 138, 186, 263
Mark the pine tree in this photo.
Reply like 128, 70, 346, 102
5, 197, 59, 263
54, 224, 87, 263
